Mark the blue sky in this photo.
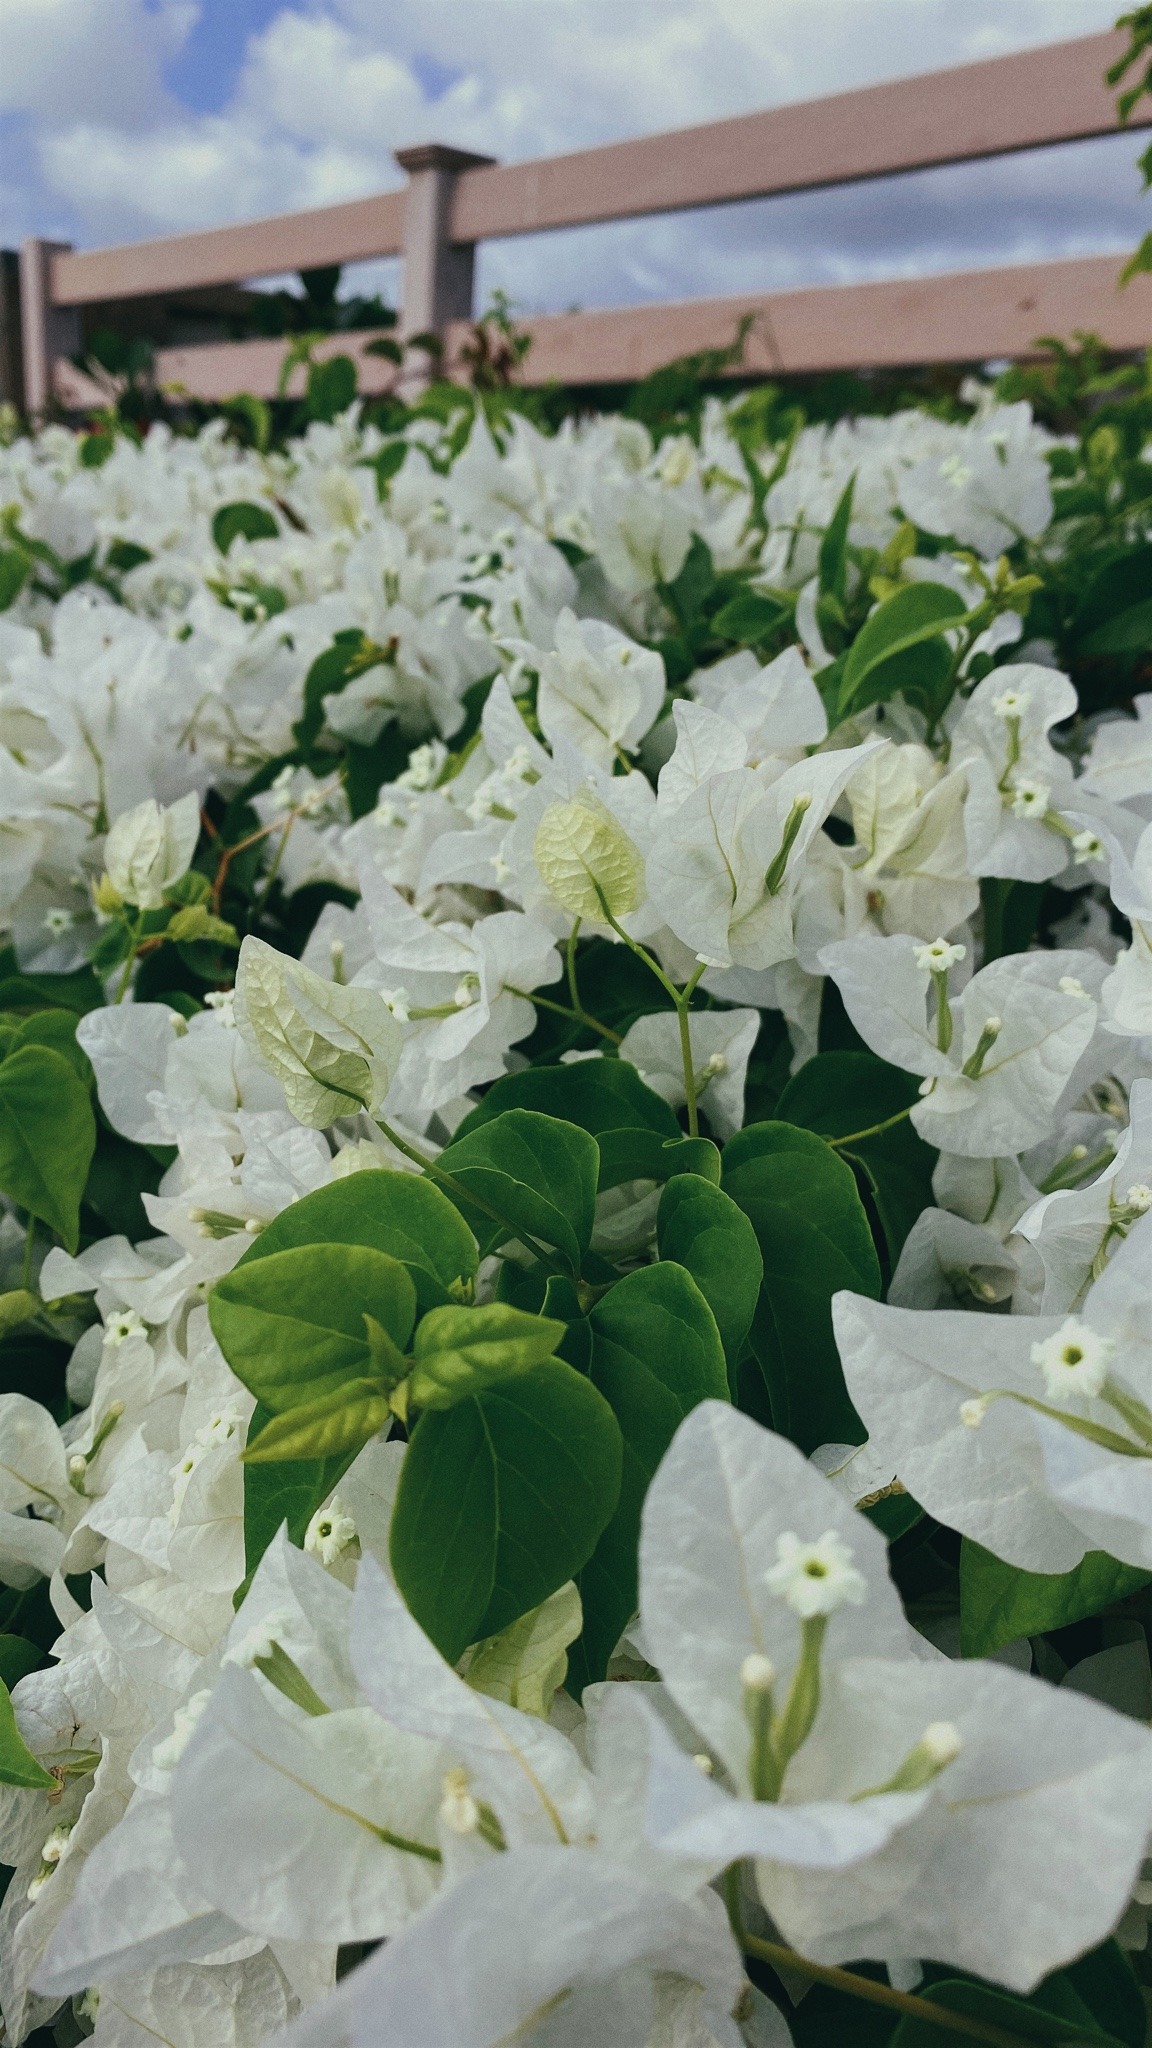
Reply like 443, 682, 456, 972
1, 0, 1146, 317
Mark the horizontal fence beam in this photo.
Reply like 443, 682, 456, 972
47, 29, 1143, 317
50, 251, 1148, 411
51, 191, 405, 309
490, 252, 1152, 385
449, 30, 1143, 246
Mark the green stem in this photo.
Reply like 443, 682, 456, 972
566, 918, 583, 1015
374, 1117, 566, 1276
508, 986, 621, 1045
676, 1000, 699, 1137
828, 1105, 914, 1149
114, 912, 144, 1002
723, 1866, 1033, 2048
598, 898, 707, 1134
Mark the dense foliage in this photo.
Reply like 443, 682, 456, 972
0, 334, 1150, 2048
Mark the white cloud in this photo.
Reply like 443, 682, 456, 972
0, 0, 196, 125
5, 0, 1146, 321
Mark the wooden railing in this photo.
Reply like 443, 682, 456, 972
7, 27, 1151, 413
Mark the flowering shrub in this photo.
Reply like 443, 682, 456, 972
0, 356, 1151, 2048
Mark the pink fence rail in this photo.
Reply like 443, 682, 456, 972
10, 27, 1152, 413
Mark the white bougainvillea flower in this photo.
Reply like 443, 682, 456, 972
169, 1668, 446, 1942
350, 1557, 594, 1851
103, 791, 201, 910
1015, 1078, 1152, 1312
1078, 692, 1152, 806
949, 665, 1077, 883
280, 1847, 745, 2048
1089, 817, 1152, 1039
528, 608, 666, 771
634, 1404, 1152, 1991
842, 742, 977, 942
618, 1007, 760, 1141
234, 935, 403, 1128
820, 935, 1103, 1157
832, 1211, 1152, 1572
689, 645, 827, 763
649, 741, 881, 971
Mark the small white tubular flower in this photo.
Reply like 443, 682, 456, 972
764, 1529, 868, 1618
740, 1653, 776, 1693
991, 688, 1031, 718
439, 1767, 481, 1837
103, 791, 201, 909
1009, 776, 1051, 820
104, 1308, 147, 1346
153, 1689, 213, 1771
1072, 829, 1104, 863
221, 1607, 296, 1670
234, 934, 403, 1128
1031, 1317, 1114, 1401
305, 1497, 358, 1567
921, 1722, 963, 1766
1124, 1183, 1152, 1215
960, 1397, 992, 1429
914, 938, 966, 973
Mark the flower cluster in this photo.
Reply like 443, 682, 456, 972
0, 360, 1150, 2048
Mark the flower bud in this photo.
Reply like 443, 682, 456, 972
533, 793, 644, 923
104, 792, 201, 910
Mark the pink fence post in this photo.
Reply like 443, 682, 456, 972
19, 239, 82, 416
394, 144, 495, 387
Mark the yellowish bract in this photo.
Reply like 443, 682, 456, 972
533, 794, 644, 923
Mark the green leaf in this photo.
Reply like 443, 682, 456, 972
837, 581, 967, 720
293, 628, 390, 756
241, 1379, 393, 1463
571, 1261, 729, 1689
775, 1051, 935, 1266
710, 587, 788, 645
211, 500, 280, 554
436, 1109, 599, 1269
1061, 1945, 1146, 2048
0, 550, 29, 611
818, 474, 856, 606
1079, 595, 1152, 658
0, 1635, 41, 1691
3, 1008, 91, 1081
451, 1060, 681, 1191
209, 1243, 416, 1413
237, 1169, 477, 1313
391, 1362, 623, 1663
0, 1046, 97, 1253
0, 961, 102, 1015
306, 354, 358, 423
241, 1402, 357, 1594
656, 1174, 763, 1371
959, 1541, 1152, 1657
0, 1676, 54, 1789
722, 1122, 881, 1452
408, 1303, 565, 1411
889, 1977, 1126, 2047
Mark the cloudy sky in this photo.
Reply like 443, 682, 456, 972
0, 0, 1147, 315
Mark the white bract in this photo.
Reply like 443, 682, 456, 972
833, 1214, 1152, 1572
821, 935, 1103, 1155
102, 793, 201, 910
1, 373, 1151, 2048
